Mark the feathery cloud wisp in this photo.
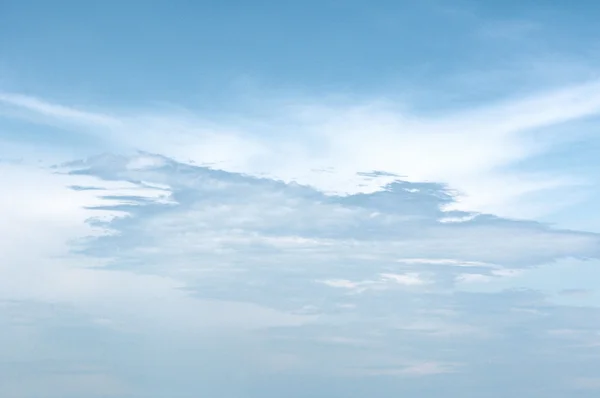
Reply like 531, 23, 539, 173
2, 80, 600, 218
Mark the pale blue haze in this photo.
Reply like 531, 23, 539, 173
2, 1, 600, 397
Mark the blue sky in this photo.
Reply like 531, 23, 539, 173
3, 1, 600, 397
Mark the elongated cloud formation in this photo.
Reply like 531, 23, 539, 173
2, 152, 600, 397
3, 79, 600, 397
2, 80, 600, 218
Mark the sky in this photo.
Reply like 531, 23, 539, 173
2, 1, 600, 397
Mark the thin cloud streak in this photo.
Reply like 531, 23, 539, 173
0, 92, 120, 127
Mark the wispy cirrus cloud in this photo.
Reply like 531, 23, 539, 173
0, 92, 119, 127
2, 79, 600, 218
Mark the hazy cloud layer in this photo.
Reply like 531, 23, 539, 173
4, 3, 600, 394
2, 152, 600, 396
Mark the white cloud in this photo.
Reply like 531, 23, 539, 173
320, 273, 428, 292
4, 82, 600, 396
22, 153, 595, 320
392, 361, 460, 376
343, 361, 461, 377
3, 80, 600, 219
0, 162, 312, 336
397, 258, 495, 267
456, 274, 493, 284
321, 279, 361, 289
380, 273, 429, 286
1, 155, 600, 398
0, 92, 120, 127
